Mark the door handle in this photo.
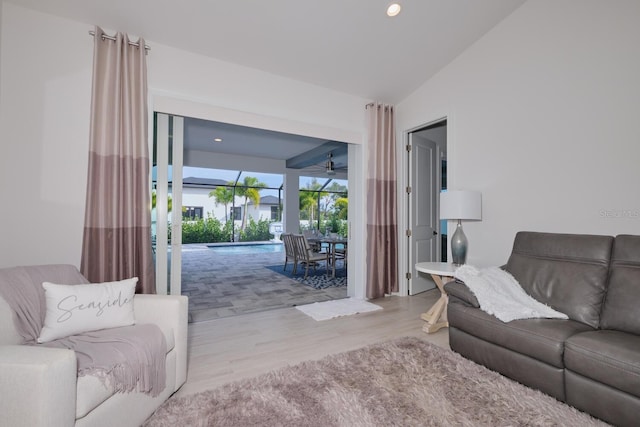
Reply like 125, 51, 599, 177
433, 231, 438, 236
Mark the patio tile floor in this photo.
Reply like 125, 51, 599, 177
180, 243, 347, 323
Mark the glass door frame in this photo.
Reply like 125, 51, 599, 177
154, 113, 183, 295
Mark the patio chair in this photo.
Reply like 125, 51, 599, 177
302, 230, 321, 251
325, 240, 347, 277
282, 233, 298, 274
334, 245, 347, 269
292, 234, 328, 279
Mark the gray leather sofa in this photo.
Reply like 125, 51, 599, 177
445, 231, 640, 427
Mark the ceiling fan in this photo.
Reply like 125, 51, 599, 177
326, 152, 336, 175
300, 151, 348, 177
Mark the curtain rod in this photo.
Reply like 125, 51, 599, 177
88, 30, 150, 51
365, 102, 393, 110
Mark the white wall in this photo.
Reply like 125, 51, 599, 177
0, 3, 92, 267
180, 189, 274, 224
0, 2, 367, 269
0, 2, 3, 102
397, 0, 640, 268
180, 187, 235, 221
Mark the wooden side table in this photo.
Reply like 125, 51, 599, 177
415, 262, 459, 334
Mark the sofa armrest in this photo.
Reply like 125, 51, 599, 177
445, 280, 480, 308
134, 294, 188, 391
0, 345, 77, 427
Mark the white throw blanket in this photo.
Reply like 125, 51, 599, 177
454, 265, 568, 322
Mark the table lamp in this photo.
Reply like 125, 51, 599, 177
440, 190, 482, 265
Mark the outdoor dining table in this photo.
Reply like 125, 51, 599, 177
308, 236, 347, 278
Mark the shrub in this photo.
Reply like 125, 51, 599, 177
180, 215, 233, 244
239, 218, 273, 241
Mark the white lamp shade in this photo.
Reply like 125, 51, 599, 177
440, 190, 482, 220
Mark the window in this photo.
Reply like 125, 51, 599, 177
183, 206, 203, 220
231, 207, 242, 221
270, 206, 279, 221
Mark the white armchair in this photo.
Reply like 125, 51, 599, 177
0, 265, 188, 427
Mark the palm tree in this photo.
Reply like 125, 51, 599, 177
151, 190, 172, 213
322, 181, 347, 221
334, 197, 348, 220
235, 176, 267, 230
300, 178, 324, 229
209, 186, 234, 221
299, 189, 318, 224
300, 178, 322, 227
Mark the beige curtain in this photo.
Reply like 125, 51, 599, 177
365, 102, 398, 299
81, 27, 155, 294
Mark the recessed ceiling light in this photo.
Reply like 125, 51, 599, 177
213, 138, 223, 143
387, 3, 401, 17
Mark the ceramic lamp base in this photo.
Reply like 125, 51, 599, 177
451, 221, 468, 265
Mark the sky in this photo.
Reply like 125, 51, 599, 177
183, 166, 347, 193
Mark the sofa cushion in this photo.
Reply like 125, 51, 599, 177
565, 370, 640, 427
600, 235, 640, 334
450, 327, 567, 401
448, 300, 593, 368
565, 330, 640, 398
505, 231, 613, 328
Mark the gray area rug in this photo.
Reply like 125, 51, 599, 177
144, 337, 607, 427
265, 264, 347, 289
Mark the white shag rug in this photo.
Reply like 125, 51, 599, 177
295, 297, 383, 321
145, 337, 607, 427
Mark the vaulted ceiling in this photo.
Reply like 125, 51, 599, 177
7, 0, 525, 170
7, 0, 525, 103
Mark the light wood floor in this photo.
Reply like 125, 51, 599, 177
176, 289, 449, 397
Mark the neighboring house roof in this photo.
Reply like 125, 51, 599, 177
248, 195, 280, 206
181, 177, 228, 188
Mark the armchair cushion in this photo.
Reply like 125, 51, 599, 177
75, 322, 175, 419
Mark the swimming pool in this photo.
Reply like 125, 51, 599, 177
207, 243, 284, 255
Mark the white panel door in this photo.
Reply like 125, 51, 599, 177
408, 133, 439, 295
